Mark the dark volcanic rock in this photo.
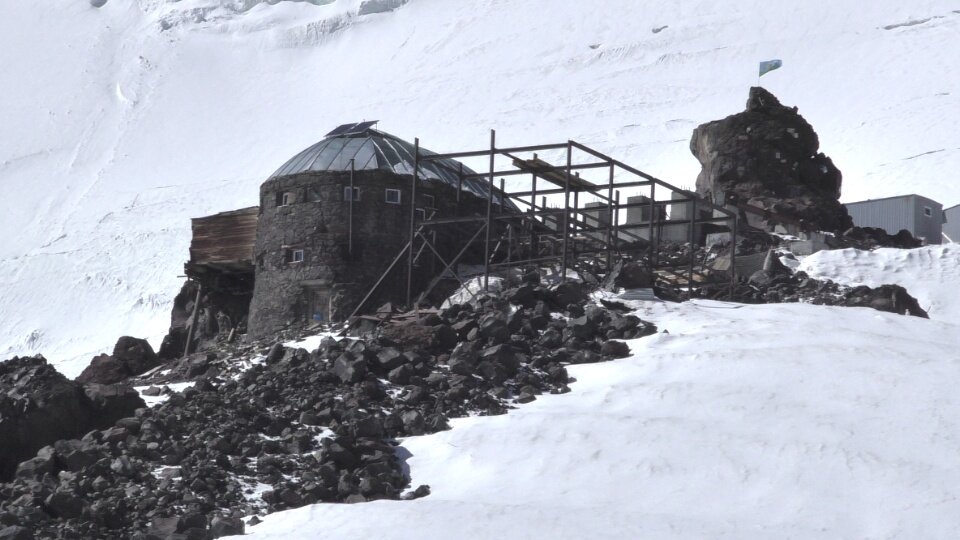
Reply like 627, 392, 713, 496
76, 336, 160, 384
843, 284, 929, 318
840, 226, 923, 250
604, 260, 654, 290
0, 357, 97, 481
210, 516, 244, 538
0, 281, 659, 538
83, 383, 146, 427
691, 87, 853, 233
700, 261, 929, 319
43, 491, 85, 519
0, 526, 33, 540
333, 354, 368, 384
600, 340, 631, 358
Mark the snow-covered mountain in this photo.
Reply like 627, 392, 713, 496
2, 0, 958, 374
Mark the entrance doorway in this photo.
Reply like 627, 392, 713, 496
304, 287, 332, 323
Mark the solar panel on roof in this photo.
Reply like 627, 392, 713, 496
349, 120, 379, 133
325, 121, 379, 137
325, 123, 359, 137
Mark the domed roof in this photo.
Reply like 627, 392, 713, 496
271, 122, 509, 205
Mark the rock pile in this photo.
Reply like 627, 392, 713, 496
0, 357, 144, 483
699, 251, 929, 318
0, 280, 655, 539
838, 226, 922, 250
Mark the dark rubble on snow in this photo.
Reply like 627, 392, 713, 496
0, 277, 655, 539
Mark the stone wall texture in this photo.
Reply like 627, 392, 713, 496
247, 170, 498, 338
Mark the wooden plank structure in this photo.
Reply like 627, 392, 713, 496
185, 206, 258, 275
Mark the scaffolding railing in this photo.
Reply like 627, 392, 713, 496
346, 131, 738, 321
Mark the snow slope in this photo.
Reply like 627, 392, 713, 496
2, 0, 959, 374
799, 245, 960, 322
247, 299, 960, 539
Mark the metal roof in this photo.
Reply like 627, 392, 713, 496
845, 193, 941, 207
270, 125, 512, 207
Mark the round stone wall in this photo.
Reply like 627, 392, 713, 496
246, 169, 494, 339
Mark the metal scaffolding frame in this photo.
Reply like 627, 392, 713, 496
346, 131, 739, 320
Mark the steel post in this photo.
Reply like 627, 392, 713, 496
484, 130, 495, 290
348, 159, 355, 257
647, 184, 657, 266
561, 142, 572, 281
406, 139, 420, 306
606, 164, 614, 268
689, 198, 697, 291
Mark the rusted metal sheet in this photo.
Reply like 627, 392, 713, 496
188, 207, 258, 270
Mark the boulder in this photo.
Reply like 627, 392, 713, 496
332, 354, 368, 384
600, 340, 631, 358
83, 383, 146, 427
604, 261, 654, 290
691, 87, 853, 233
0, 356, 96, 481
551, 282, 588, 308
210, 517, 244, 538
44, 491, 85, 519
375, 348, 405, 372
112, 336, 159, 374
843, 284, 929, 318
76, 336, 159, 384
480, 344, 519, 376
74, 354, 127, 386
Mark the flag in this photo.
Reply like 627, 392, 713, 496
759, 59, 783, 77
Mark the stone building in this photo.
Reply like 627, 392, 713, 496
165, 123, 514, 348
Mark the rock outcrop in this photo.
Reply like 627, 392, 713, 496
0, 356, 145, 482
691, 87, 853, 233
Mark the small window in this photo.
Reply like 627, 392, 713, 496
279, 192, 295, 206
415, 208, 426, 221
343, 186, 360, 201
385, 189, 401, 204
423, 194, 435, 208
923, 206, 933, 218
288, 249, 304, 263
308, 186, 322, 202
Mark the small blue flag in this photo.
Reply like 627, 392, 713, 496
759, 59, 783, 77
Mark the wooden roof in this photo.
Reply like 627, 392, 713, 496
187, 206, 258, 274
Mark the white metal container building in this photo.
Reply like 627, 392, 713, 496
844, 194, 944, 244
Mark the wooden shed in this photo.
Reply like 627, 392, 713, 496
185, 206, 259, 275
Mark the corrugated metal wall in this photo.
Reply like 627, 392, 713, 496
845, 195, 943, 244
912, 195, 943, 244
943, 205, 960, 243
845, 197, 913, 234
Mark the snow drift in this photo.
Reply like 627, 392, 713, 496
799, 244, 960, 322
246, 298, 960, 539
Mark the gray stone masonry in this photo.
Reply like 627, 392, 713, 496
247, 169, 497, 338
